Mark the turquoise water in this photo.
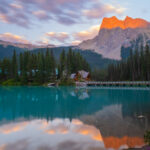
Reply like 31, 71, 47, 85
0, 86, 150, 150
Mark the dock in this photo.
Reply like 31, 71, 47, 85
76, 81, 150, 87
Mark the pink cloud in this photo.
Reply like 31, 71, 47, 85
0, 33, 30, 44
0, 13, 9, 23
71, 40, 81, 46
10, 3, 23, 9
0, 0, 126, 27
32, 10, 51, 20
83, 4, 125, 19
74, 25, 100, 41
46, 32, 69, 43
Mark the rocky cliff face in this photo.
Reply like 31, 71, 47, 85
78, 16, 150, 60
101, 16, 150, 30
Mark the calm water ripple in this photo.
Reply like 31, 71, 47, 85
0, 86, 150, 150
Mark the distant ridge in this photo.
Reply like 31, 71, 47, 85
0, 40, 55, 50
0, 42, 116, 69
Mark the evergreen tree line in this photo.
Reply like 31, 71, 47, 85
58, 49, 90, 79
92, 45, 150, 81
107, 45, 150, 81
0, 48, 90, 84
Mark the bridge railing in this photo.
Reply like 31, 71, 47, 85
85, 81, 150, 85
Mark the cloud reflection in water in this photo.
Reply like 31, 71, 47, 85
0, 119, 104, 150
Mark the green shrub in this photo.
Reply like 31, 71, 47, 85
59, 79, 75, 86
2, 79, 21, 86
144, 130, 150, 146
29, 82, 41, 86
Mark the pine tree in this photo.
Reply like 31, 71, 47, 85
140, 45, 145, 80
145, 45, 150, 80
19, 53, 27, 84
50, 50, 56, 78
45, 48, 51, 81
19, 53, 23, 76
66, 48, 73, 74
37, 52, 45, 83
129, 49, 135, 81
59, 49, 66, 78
134, 48, 140, 80
12, 50, 18, 80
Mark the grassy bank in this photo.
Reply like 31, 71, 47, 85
58, 79, 75, 86
0, 79, 42, 86
0, 79, 75, 86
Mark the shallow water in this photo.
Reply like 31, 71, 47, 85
0, 86, 150, 150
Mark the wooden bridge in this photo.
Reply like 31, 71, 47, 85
76, 81, 150, 87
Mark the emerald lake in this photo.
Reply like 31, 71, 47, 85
0, 86, 150, 150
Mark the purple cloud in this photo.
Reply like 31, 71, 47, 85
46, 32, 70, 43
83, 3, 125, 19
0, 6, 8, 13
56, 16, 77, 25
0, 32, 30, 44
32, 10, 52, 20
0, 0, 31, 28
0, 0, 125, 28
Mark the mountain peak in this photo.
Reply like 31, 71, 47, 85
79, 16, 150, 60
100, 16, 149, 30
125, 16, 131, 20
110, 16, 118, 20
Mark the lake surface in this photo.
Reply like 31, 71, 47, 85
0, 86, 150, 150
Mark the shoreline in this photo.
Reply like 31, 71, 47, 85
1, 79, 150, 87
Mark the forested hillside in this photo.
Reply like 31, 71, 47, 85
0, 45, 26, 59
0, 45, 116, 69
32, 47, 117, 69
107, 45, 150, 81
0, 48, 90, 85
92, 45, 150, 81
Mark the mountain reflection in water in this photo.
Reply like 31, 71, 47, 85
0, 86, 150, 150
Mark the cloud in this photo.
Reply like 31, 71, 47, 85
36, 38, 49, 45
14, 0, 87, 26
44, 25, 99, 45
71, 40, 81, 46
43, 118, 103, 142
83, 3, 126, 19
56, 16, 77, 25
0, 0, 126, 28
46, 32, 69, 43
0, 0, 30, 28
0, 13, 9, 23
0, 33, 30, 44
32, 10, 51, 20
74, 25, 100, 41
35, 37, 56, 46
10, 3, 23, 9
72, 119, 83, 125
75, 125, 103, 142
0, 122, 28, 134
0, 12, 30, 28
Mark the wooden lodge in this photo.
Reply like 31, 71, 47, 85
70, 70, 91, 81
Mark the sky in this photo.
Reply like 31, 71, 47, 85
0, 0, 150, 46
